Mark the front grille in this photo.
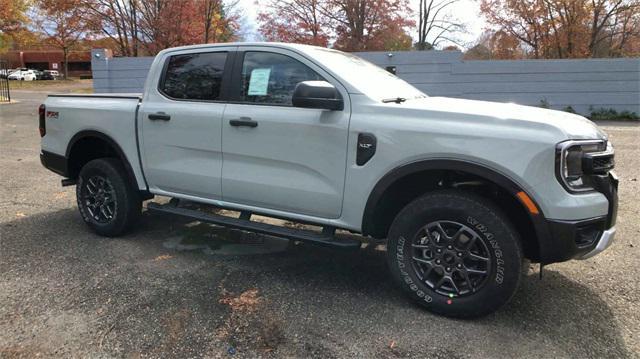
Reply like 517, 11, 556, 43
592, 155, 614, 171
583, 152, 614, 174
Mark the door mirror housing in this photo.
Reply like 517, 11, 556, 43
292, 81, 343, 111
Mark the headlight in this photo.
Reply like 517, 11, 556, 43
556, 140, 614, 192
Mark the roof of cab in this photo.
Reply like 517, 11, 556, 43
156, 42, 326, 56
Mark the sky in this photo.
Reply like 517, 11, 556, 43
236, 0, 487, 49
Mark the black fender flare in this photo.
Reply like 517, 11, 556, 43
362, 159, 551, 258
66, 130, 142, 190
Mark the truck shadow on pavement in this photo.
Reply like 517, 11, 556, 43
0, 208, 631, 357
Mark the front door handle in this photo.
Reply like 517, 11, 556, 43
229, 117, 258, 128
149, 113, 171, 121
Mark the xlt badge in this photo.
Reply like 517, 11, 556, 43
356, 133, 377, 166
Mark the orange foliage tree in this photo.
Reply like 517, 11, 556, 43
136, 0, 200, 54
83, 0, 141, 56
34, 0, 89, 77
326, 0, 414, 51
0, 0, 40, 52
479, 0, 640, 58
136, 0, 239, 55
257, 0, 331, 46
198, 0, 240, 44
82, 0, 239, 56
257, 0, 413, 51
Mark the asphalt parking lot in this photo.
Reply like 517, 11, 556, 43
1, 89, 639, 358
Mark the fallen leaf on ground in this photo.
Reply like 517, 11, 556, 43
54, 192, 67, 199
154, 254, 173, 261
219, 289, 261, 312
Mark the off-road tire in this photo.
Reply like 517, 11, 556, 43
387, 190, 523, 318
76, 158, 141, 237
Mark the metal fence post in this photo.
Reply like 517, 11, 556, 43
0, 60, 10, 102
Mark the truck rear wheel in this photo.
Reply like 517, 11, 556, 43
76, 158, 141, 237
387, 190, 523, 318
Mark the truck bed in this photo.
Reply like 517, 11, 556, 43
48, 93, 142, 99
41, 93, 147, 189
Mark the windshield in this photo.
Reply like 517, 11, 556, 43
309, 47, 427, 102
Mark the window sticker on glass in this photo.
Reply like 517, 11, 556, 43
248, 68, 271, 96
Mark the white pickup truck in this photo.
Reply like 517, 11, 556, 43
40, 42, 618, 317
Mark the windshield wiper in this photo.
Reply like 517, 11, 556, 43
382, 97, 407, 104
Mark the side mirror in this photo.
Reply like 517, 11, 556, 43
292, 81, 344, 111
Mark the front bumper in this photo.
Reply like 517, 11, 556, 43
538, 172, 618, 264
578, 227, 616, 259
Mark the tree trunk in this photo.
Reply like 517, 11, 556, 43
63, 47, 69, 80
418, 0, 424, 48
132, 0, 139, 56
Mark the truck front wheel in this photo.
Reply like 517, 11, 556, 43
387, 190, 523, 318
76, 158, 141, 237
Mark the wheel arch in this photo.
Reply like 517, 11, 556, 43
362, 159, 549, 262
66, 130, 140, 191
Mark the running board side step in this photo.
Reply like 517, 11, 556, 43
146, 202, 361, 249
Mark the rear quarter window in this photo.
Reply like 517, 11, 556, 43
161, 52, 227, 101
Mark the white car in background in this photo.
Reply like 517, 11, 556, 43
8, 69, 37, 81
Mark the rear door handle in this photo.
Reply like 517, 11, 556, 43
229, 117, 258, 128
149, 113, 171, 121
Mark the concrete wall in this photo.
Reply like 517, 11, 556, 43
91, 48, 640, 115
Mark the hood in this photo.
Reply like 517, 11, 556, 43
402, 97, 607, 140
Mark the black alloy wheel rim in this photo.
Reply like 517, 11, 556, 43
82, 175, 117, 223
411, 220, 492, 297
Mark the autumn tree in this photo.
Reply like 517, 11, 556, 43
323, 0, 415, 51
257, 0, 331, 46
199, 0, 240, 43
134, 0, 240, 55
136, 0, 199, 54
416, 0, 465, 50
82, 0, 239, 56
83, 0, 140, 56
0, 0, 30, 41
587, 0, 640, 56
257, 0, 413, 51
479, 0, 640, 58
375, 18, 414, 50
0, 0, 39, 52
488, 30, 526, 58
34, 0, 89, 78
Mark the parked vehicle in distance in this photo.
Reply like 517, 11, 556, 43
45, 70, 58, 80
36, 70, 56, 80
8, 69, 36, 81
39, 43, 618, 318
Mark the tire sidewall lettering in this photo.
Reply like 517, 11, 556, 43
467, 216, 504, 285
396, 236, 433, 303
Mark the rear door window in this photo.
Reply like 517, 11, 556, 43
161, 52, 227, 101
